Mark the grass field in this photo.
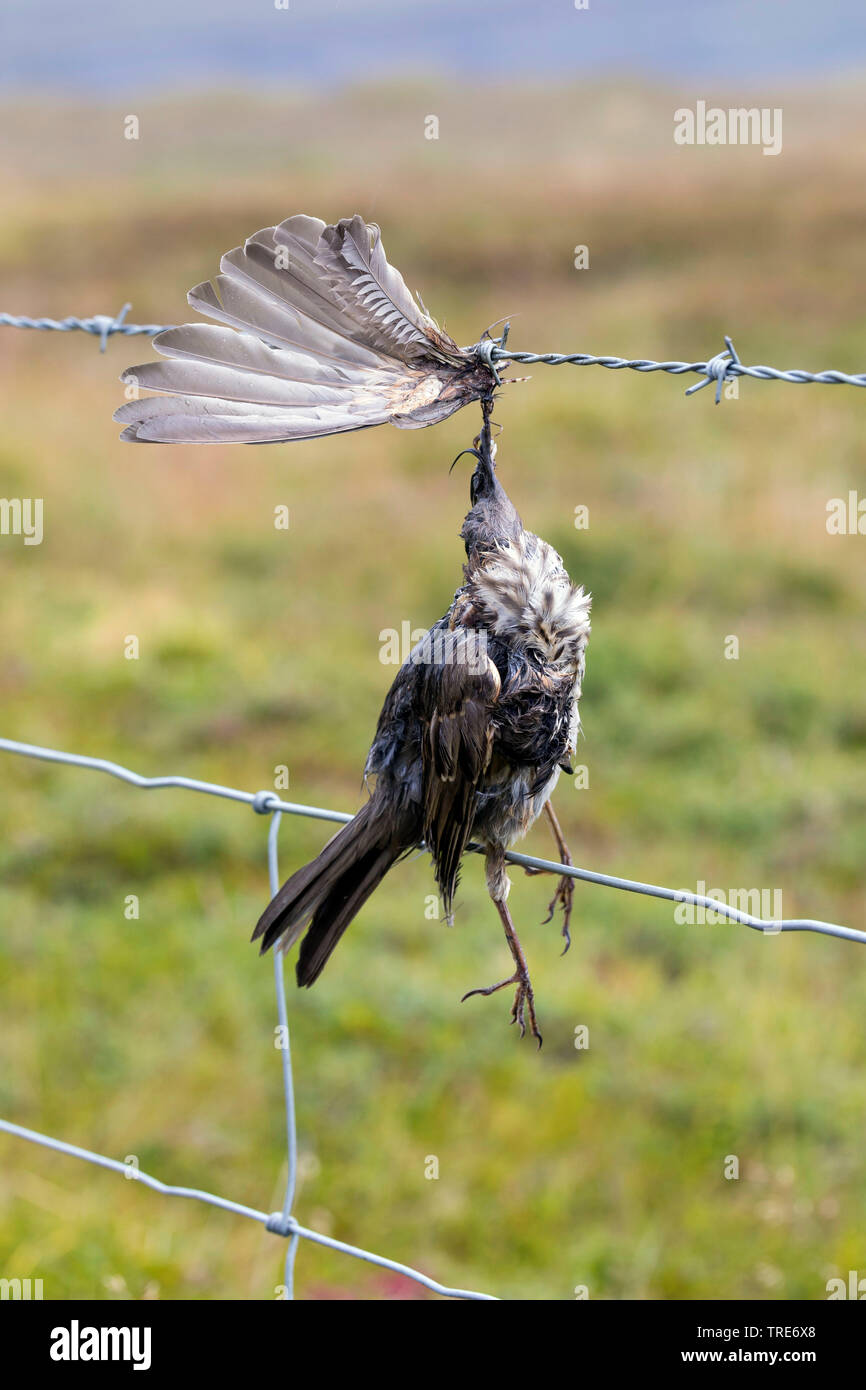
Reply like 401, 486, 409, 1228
1, 79, 865, 1300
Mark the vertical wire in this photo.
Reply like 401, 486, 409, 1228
267, 809, 300, 1297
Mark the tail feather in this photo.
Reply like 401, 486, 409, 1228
296, 844, 396, 987
251, 800, 402, 984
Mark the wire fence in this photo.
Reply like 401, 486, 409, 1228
2, 298, 865, 1299
1, 735, 864, 1300
3, 307, 866, 401
0, 736, 498, 1301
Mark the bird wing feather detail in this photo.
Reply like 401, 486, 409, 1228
115, 213, 495, 444
416, 628, 501, 919
314, 215, 465, 366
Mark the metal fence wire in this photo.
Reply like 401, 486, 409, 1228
0, 738, 498, 1301
3, 307, 866, 399
1, 736, 865, 1301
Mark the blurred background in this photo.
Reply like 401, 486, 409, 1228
1, 0, 866, 1301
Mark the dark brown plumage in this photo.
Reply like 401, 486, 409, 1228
252, 407, 591, 1045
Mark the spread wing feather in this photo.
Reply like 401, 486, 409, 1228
315, 214, 465, 365
115, 392, 387, 444
115, 213, 493, 444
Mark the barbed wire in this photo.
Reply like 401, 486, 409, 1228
480, 331, 866, 400
0, 306, 172, 353
3, 307, 866, 401
1, 736, 864, 1299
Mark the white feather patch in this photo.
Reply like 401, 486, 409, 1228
467, 532, 591, 666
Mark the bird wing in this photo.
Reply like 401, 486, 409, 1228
114, 213, 494, 443
415, 627, 502, 920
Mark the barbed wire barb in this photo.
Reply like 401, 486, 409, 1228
0, 308, 173, 350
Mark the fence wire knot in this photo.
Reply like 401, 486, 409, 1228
266, 1212, 301, 1238
252, 790, 278, 815
685, 335, 742, 403
475, 323, 508, 386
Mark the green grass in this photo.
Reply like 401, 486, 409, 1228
1, 83, 866, 1299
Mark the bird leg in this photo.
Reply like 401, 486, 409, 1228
522, 801, 574, 953
541, 802, 575, 952
461, 896, 542, 1048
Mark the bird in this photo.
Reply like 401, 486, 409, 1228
252, 401, 591, 1046
114, 213, 498, 444
112, 208, 590, 1042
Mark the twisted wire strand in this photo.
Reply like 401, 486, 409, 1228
0, 307, 173, 352
2, 306, 865, 396
1, 737, 861, 943
0, 1119, 494, 1301
476, 329, 866, 397
491, 347, 866, 388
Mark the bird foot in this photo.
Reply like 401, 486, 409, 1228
461, 968, 543, 1048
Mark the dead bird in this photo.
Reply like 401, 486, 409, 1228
113, 210, 589, 1043
253, 407, 590, 1046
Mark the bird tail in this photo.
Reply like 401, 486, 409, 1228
251, 799, 403, 987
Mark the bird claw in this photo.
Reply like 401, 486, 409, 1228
461, 976, 516, 1002
542, 873, 573, 955
510, 974, 542, 1048
461, 968, 543, 1048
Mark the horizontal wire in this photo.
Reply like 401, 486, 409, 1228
0, 735, 862, 944
0, 1119, 495, 1301
490, 345, 866, 390
0, 308, 172, 352
2, 307, 864, 397
0, 736, 349, 824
